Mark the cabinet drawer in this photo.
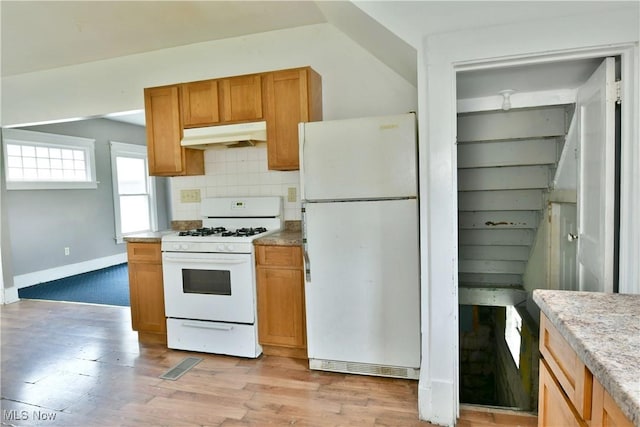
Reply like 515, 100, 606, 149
256, 245, 302, 268
127, 242, 162, 263
539, 314, 593, 420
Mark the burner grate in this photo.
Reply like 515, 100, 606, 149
178, 226, 268, 238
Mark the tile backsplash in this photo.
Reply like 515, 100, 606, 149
170, 144, 301, 221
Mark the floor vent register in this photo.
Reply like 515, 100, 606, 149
159, 357, 202, 381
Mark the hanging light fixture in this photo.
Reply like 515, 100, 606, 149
499, 89, 515, 111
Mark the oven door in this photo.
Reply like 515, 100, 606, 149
162, 251, 255, 323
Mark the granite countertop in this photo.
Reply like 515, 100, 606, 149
533, 289, 640, 425
254, 221, 302, 246
123, 221, 302, 246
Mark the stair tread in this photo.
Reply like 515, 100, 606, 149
459, 282, 525, 290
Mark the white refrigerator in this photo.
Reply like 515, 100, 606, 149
299, 113, 420, 379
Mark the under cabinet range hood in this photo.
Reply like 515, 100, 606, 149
181, 121, 267, 149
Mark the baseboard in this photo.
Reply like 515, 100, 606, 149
418, 379, 456, 426
13, 253, 127, 289
2, 286, 19, 304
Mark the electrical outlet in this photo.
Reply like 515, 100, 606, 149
64, 247, 70, 256
180, 189, 201, 203
287, 187, 297, 203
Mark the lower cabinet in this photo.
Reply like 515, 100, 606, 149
538, 314, 632, 427
127, 242, 167, 344
539, 359, 588, 427
255, 245, 307, 359
592, 378, 634, 427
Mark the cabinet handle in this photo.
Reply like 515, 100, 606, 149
182, 321, 233, 331
163, 256, 247, 264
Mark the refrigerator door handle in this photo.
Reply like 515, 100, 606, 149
301, 203, 311, 282
303, 247, 311, 282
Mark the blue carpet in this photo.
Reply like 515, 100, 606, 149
18, 263, 130, 307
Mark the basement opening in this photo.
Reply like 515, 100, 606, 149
455, 102, 576, 411
456, 54, 622, 412
459, 304, 538, 409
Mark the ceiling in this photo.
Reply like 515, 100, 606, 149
1, 1, 634, 126
456, 58, 604, 99
0, 1, 328, 76
0, 0, 417, 127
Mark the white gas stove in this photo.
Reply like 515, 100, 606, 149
161, 196, 282, 358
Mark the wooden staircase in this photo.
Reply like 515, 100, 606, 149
457, 106, 571, 307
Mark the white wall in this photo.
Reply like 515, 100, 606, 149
2, 23, 417, 223
0, 21, 420, 289
419, 7, 638, 426
1, 24, 416, 127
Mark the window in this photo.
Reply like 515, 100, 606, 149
505, 305, 523, 368
110, 142, 157, 243
2, 128, 97, 190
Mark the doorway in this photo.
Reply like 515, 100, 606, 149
455, 55, 620, 410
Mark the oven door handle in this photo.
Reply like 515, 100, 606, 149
163, 255, 248, 265
181, 321, 233, 331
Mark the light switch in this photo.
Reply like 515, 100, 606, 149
180, 189, 201, 203
287, 187, 297, 202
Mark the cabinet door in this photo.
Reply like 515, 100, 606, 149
128, 260, 166, 334
145, 85, 183, 175
591, 378, 634, 427
181, 80, 220, 127
538, 360, 588, 427
263, 68, 322, 170
144, 85, 204, 176
219, 74, 263, 123
257, 266, 306, 348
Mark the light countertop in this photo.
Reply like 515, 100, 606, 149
533, 289, 640, 425
123, 230, 173, 243
254, 221, 302, 246
253, 229, 302, 246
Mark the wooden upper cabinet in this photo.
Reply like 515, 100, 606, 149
144, 85, 204, 176
263, 67, 323, 170
181, 80, 220, 128
219, 74, 263, 123
143, 67, 322, 175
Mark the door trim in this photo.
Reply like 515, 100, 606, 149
418, 17, 639, 423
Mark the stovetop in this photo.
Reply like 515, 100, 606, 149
177, 226, 268, 238
161, 225, 279, 253
162, 196, 283, 253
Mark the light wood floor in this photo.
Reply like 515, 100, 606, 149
1, 300, 537, 426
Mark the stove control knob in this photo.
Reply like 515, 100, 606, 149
172, 244, 181, 250
217, 244, 225, 252
180, 244, 189, 250
225, 244, 234, 252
